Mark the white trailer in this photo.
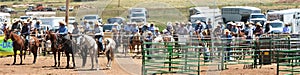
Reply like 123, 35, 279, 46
267, 9, 300, 34
221, 6, 266, 23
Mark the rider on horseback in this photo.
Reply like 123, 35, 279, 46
11, 19, 22, 35
21, 20, 31, 50
94, 22, 104, 52
57, 21, 69, 40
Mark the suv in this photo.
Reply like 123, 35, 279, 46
81, 15, 102, 23
128, 8, 148, 24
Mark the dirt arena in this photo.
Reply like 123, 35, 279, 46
0, 54, 293, 75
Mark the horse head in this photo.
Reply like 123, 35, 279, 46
4, 30, 13, 42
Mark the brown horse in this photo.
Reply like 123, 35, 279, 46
29, 36, 40, 64
45, 31, 60, 67
129, 33, 143, 54
3, 29, 28, 65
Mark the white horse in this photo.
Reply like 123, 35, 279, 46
103, 38, 116, 69
77, 34, 99, 70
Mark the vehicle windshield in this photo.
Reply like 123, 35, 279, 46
191, 17, 206, 23
84, 16, 97, 20
132, 13, 145, 17
108, 18, 122, 24
251, 15, 265, 18
131, 19, 144, 23
20, 17, 29, 19
270, 23, 283, 28
103, 25, 113, 32
69, 18, 75, 20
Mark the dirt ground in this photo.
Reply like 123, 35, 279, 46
0, 54, 295, 75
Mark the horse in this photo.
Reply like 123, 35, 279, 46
103, 38, 116, 69
77, 34, 99, 70
57, 35, 76, 68
3, 29, 28, 65
45, 31, 60, 67
28, 36, 40, 64
129, 33, 143, 54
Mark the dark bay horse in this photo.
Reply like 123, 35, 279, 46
45, 31, 75, 68
57, 35, 76, 68
45, 31, 60, 67
3, 29, 28, 65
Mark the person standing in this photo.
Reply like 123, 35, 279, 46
144, 31, 153, 59
213, 25, 223, 37
222, 29, 232, 61
254, 22, 263, 37
283, 23, 291, 34
264, 21, 272, 34
177, 22, 189, 35
186, 22, 194, 36
195, 21, 204, 35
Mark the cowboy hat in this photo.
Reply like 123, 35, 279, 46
114, 22, 119, 26
256, 22, 262, 26
231, 23, 236, 26
59, 21, 66, 25
155, 27, 159, 31
227, 21, 233, 25
196, 20, 201, 24
147, 31, 152, 34
224, 29, 231, 34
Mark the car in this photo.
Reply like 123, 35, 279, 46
107, 17, 125, 25
269, 20, 284, 34
81, 15, 102, 24
3, 8, 15, 14
58, 6, 73, 11
19, 16, 32, 22
102, 24, 114, 32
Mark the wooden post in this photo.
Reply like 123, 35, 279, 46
65, 0, 70, 27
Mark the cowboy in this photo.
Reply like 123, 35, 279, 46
264, 21, 272, 34
21, 21, 31, 49
154, 27, 160, 37
166, 22, 173, 33
222, 29, 232, 61
283, 23, 291, 34
230, 23, 238, 35
246, 23, 254, 43
254, 22, 263, 37
177, 22, 188, 35
148, 23, 155, 33
83, 20, 90, 34
112, 22, 120, 32
11, 19, 22, 34
186, 22, 194, 36
213, 25, 222, 37
124, 23, 132, 35
144, 31, 153, 59
72, 22, 81, 44
94, 22, 104, 52
57, 21, 69, 39
195, 20, 204, 34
